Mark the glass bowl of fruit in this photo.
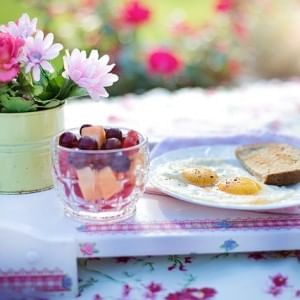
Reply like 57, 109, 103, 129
52, 124, 149, 223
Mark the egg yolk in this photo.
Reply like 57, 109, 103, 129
181, 167, 218, 187
218, 177, 261, 195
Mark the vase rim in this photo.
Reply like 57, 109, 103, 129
0, 104, 64, 117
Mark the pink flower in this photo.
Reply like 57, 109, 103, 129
22, 30, 63, 81
0, 33, 24, 82
121, 0, 151, 26
166, 287, 217, 300
80, 243, 96, 256
146, 282, 163, 294
62, 49, 118, 100
267, 286, 282, 297
0, 13, 37, 39
270, 274, 288, 287
215, 0, 233, 12
122, 284, 132, 297
147, 49, 182, 77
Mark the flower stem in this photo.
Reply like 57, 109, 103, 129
55, 78, 76, 100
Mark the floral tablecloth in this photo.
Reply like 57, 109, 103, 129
78, 252, 300, 300
71, 81, 300, 300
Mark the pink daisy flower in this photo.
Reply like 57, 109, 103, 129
0, 13, 37, 39
22, 30, 63, 81
62, 49, 119, 100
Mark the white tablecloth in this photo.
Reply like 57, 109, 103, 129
70, 81, 300, 300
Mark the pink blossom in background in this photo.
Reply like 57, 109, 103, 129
81, 0, 99, 10
215, 0, 233, 13
22, 30, 63, 81
228, 59, 241, 77
0, 13, 37, 39
170, 19, 198, 37
121, 0, 151, 26
147, 49, 182, 77
0, 33, 24, 82
63, 49, 118, 100
233, 20, 248, 40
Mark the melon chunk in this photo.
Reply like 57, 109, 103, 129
81, 125, 106, 148
76, 167, 97, 202
95, 166, 122, 200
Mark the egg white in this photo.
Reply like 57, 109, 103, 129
152, 158, 294, 205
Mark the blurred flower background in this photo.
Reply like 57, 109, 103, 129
3, 0, 300, 96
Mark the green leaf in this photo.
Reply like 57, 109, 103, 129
55, 78, 76, 100
0, 85, 10, 94
33, 85, 44, 96
1, 96, 37, 113
36, 99, 63, 109
69, 86, 88, 98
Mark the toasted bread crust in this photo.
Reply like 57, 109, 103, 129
235, 143, 300, 186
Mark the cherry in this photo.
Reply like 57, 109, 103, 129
105, 128, 123, 141
59, 132, 78, 148
122, 130, 139, 148
101, 138, 122, 150
78, 136, 98, 150
79, 124, 92, 135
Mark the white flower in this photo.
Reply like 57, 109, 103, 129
22, 31, 63, 81
62, 49, 119, 100
0, 13, 37, 39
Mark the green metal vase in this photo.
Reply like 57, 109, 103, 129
0, 106, 64, 194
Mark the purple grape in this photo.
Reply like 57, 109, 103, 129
78, 136, 98, 150
105, 128, 123, 141
68, 152, 90, 169
101, 138, 122, 150
79, 124, 92, 135
91, 153, 111, 170
111, 155, 130, 172
59, 132, 78, 148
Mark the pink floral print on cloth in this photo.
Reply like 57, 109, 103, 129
77, 251, 300, 299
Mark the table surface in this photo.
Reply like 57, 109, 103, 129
66, 81, 300, 300
4, 81, 300, 300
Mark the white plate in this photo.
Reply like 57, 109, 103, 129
150, 145, 300, 211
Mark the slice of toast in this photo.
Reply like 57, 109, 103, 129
235, 143, 300, 186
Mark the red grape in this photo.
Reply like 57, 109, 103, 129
122, 130, 139, 148
59, 132, 78, 148
78, 136, 98, 150
68, 152, 91, 169
111, 154, 130, 172
91, 153, 111, 170
101, 138, 122, 150
105, 128, 123, 141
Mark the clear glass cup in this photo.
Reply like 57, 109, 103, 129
52, 127, 149, 223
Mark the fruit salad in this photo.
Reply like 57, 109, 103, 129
52, 125, 149, 222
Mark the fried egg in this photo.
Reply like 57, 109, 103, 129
152, 158, 294, 205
